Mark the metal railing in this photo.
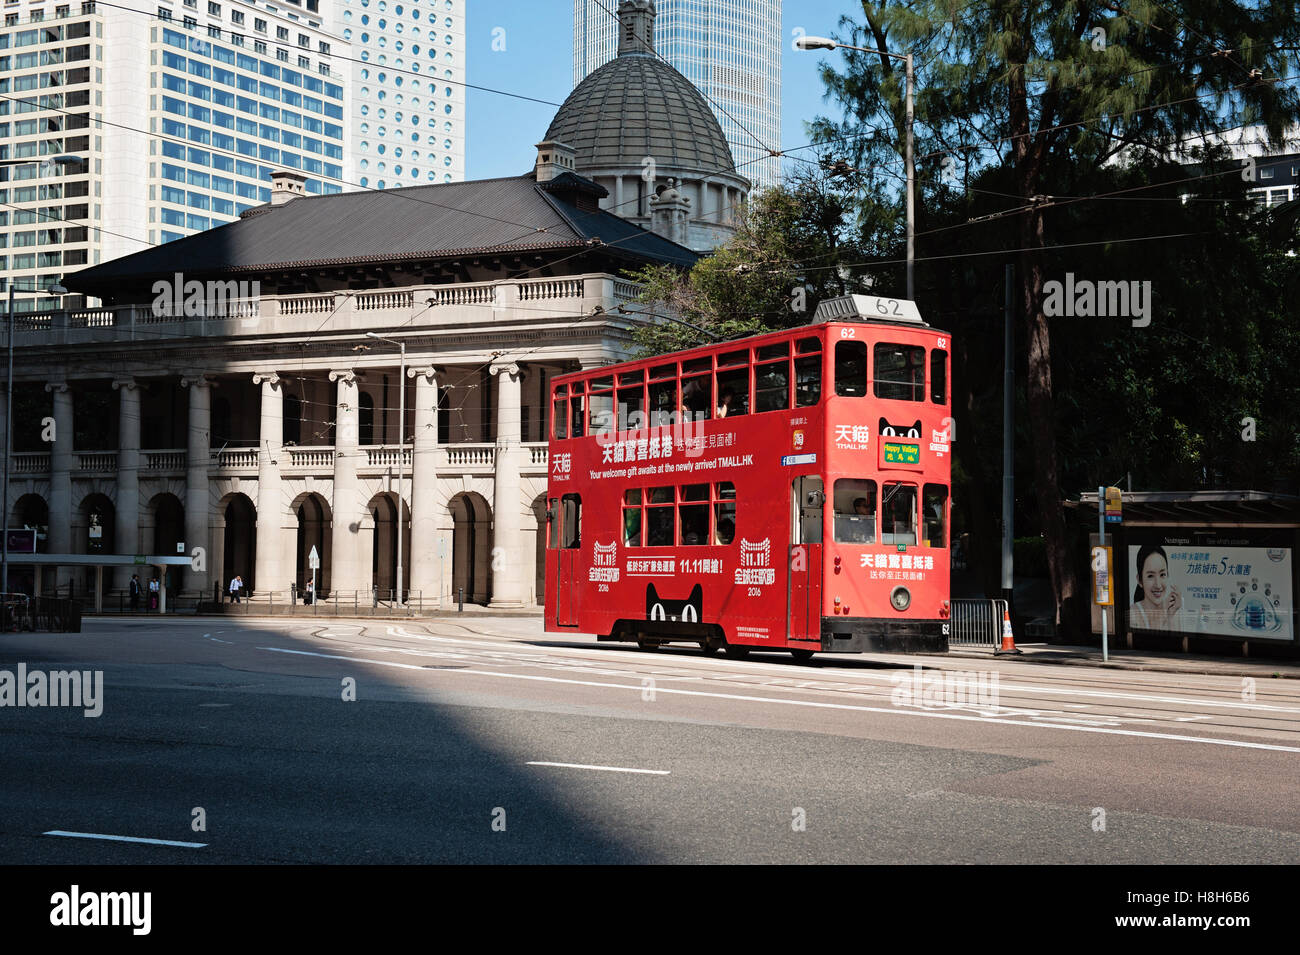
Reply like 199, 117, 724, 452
949, 598, 1008, 647
1, 593, 81, 632
216, 589, 427, 616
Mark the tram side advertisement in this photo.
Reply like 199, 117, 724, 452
1127, 533, 1294, 641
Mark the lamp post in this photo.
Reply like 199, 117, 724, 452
2, 280, 68, 595
796, 35, 915, 300
365, 332, 406, 605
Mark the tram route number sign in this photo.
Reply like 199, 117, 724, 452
882, 440, 920, 465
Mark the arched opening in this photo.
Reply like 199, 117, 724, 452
150, 492, 185, 593
359, 391, 375, 445
368, 492, 411, 600
8, 493, 48, 594
221, 493, 257, 594
293, 492, 331, 596
532, 493, 547, 606
448, 491, 491, 605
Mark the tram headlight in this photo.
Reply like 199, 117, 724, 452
890, 586, 911, 612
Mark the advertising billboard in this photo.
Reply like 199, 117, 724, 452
1127, 535, 1293, 641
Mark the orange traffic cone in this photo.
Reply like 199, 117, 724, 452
994, 607, 1022, 655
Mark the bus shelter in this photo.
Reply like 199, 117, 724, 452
8, 554, 194, 614
1072, 490, 1300, 658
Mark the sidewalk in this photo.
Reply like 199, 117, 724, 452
947, 641, 1300, 679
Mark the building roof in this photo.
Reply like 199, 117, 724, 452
545, 51, 738, 177
67, 173, 698, 296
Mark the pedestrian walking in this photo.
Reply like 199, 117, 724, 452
129, 573, 141, 612
229, 574, 243, 604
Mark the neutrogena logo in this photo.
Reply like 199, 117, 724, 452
50, 886, 151, 935
0, 664, 103, 717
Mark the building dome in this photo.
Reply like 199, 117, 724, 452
544, 52, 738, 176
536, 0, 750, 253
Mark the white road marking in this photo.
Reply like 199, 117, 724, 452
201, 633, 232, 645
526, 761, 669, 776
44, 830, 206, 848
255, 646, 1300, 754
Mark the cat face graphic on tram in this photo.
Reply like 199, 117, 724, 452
645, 583, 703, 623
878, 417, 922, 439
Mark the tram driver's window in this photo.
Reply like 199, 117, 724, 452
623, 489, 642, 546
923, 484, 948, 548
874, 343, 926, 401
833, 479, 877, 543
795, 337, 822, 407
835, 340, 867, 396
646, 486, 675, 546
881, 482, 918, 546
560, 493, 582, 549
547, 496, 559, 547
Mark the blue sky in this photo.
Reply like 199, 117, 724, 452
464, 0, 859, 181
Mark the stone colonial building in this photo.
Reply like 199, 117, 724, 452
8, 165, 696, 608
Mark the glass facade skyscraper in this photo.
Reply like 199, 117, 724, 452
0, 0, 347, 312
572, 0, 781, 189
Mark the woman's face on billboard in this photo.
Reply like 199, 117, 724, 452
1141, 552, 1169, 606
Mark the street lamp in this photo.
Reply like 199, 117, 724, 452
365, 332, 406, 606
796, 35, 915, 300
2, 280, 68, 596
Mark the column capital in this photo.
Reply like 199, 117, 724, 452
252, 371, 282, 386
180, 372, 214, 389
576, 356, 614, 370
328, 368, 359, 385
44, 380, 69, 394
111, 377, 141, 392
489, 359, 522, 380
407, 364, 441, 385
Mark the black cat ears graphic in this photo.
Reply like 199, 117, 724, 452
645, 582, 704, 623
879, 417, 922, 439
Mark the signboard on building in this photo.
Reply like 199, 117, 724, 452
5, 529, 36, 554
1127, 532, 1294, 641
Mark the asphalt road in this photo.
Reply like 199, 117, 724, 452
1, 616, 1297, 864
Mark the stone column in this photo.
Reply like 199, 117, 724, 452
407, 364, 441, 603
181, 373, 212, 593
46, 382, 73, 589
489, 360, 527, 607
328, 368, 363, 596
252, 372, 284, 595
112, 378, 141, 585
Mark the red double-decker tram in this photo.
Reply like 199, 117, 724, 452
544, 295, 953, 660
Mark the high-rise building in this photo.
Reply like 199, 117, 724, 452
572, 0, 781, 190
338, 0, 464, 189
0, 0, 348, 313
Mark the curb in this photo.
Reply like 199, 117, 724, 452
945, 648, 1299, 680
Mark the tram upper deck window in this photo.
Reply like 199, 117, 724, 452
931, 349, 947, 404
794, 336, 822, 407
874, 343, 926, 401
568, 384, 585, 438
754, 341, 790, 413
618, 370, 645, 432
649, 363, 677, 428
881, 482, 918, 546
588, 375, 614, 436
833, 479, 877, 543
552, 384, 567, 439
923, 484, 948, 548
835, 340, 867, 396
716, 349, 749, 418
680, 356, 712, 421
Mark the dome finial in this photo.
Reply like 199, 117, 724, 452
617, 0, 656, 55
